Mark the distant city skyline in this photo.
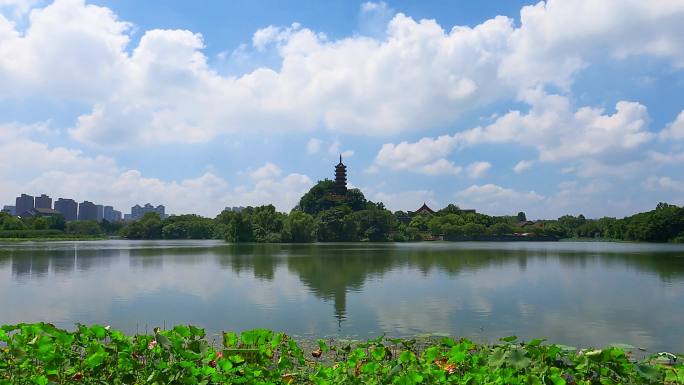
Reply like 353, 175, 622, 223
1, 1, 683, 218
3, 193, 146, 222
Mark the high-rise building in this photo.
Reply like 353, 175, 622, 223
103, 206, 122, 222
95, 204, 104, 221
78, 201, 97, 221
1, 205, 15, 215
155, 204, 166, 218
131, 204, 142, 219
225, 206, 245, 213
103, 206, 113, 221
54, 198, 78, 221
15, 194, 34, 217
34, 194, 52, 209
130, 203, 166, 220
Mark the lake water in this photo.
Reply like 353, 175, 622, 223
1, 240, 683, 352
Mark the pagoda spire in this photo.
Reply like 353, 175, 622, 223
333, 154, 347, 196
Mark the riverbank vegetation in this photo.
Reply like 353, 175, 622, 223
0, 212, 114, 240
115, 181, 684, 243
1, 322, 681, 384
3, 181, 684, 243
550, 203, 684, 243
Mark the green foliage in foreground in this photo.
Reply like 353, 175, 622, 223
1, 323, 683, 385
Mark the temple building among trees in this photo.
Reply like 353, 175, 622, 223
408, 203, 476, 218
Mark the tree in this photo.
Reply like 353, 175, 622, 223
247, 205, 286, 241
428, 216, 443, 235
316, 206, 352, 242
575, 221, 601, 238
395, 224, 421, 241
120, 212, 162, 239
489, 222, 513, 236
99, 219, 123, 235
461, 223, 486, 237
66, 221, 102, 235
409, 215, 429, 231
283, 211, 315, 242
186, 220, 214, 239
1, 215, 26, 230
557, 215, 587, 236
140, 212, 163, 238
160, 215, 216, 239
540, 223, 565, 237
344, 188, 367, 211
340, 214, 360, 241
223, 212, 253, 243
356, 205, 395, 241
297, 179, 336, 214
438, 204, 461, 215
31, 217, 49, 230
517, 211, 527, 222
162, 222, 188, 239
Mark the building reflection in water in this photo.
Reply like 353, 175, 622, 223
3, 244, 121, 279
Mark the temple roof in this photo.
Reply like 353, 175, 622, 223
24, 207, 61, 217
415, 202, 435, 214
336, 154, 345, 166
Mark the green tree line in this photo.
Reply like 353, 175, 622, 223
3, 182, 684, 243
544, 202, 684, 242
114, 181, 684, 243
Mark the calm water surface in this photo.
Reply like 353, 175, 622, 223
1, 241, 683, 352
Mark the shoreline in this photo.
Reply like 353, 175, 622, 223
0, 236, 107, 242
0, 237, 678, 244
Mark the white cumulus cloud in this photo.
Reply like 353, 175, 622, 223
644, 176, 684, 192
513, 160, 534, 173
250, 162, 282, 180
373, 135, 459, 176
660, 110, 684, 141
374, 91, 656, 177
500, 0, 684, 90
466, 161, 491, 178
456, 91, 653, 162
1, 0, 683, 146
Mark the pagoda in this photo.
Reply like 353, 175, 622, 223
333, 154, 348, 196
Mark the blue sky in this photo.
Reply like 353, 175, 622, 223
1, 0, 683, 218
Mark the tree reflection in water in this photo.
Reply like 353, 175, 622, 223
206, 243, 684, 328
1, 241, 683, 334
